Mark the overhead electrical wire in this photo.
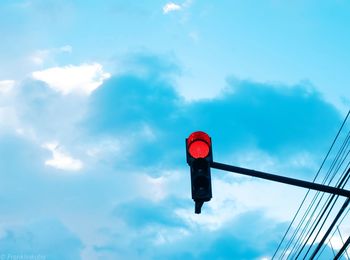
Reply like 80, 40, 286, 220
292, 136, 350, 258
284, 131, 350, 259
273, 110, 350, 258
308, 165, 350, 258
281, 112, 350, 259
280, 111, 350, 259
292, 149, 350, 259
289, 145, 350, 259
334, 235, 350, 259
337, 226, 350, 259
304, 166, 350, 259
316, 203, 350, 259
273, 110, 350, 259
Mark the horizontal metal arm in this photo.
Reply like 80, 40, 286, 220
211, 161, 350, 198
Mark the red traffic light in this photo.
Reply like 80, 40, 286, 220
187, 131, 211, 159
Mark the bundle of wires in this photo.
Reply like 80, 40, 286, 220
272, 110, 350, 260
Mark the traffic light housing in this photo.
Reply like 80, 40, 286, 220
186, 131, 213, 214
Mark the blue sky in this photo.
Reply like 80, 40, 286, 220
0, 1, 349, 259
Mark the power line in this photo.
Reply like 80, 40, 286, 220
307, 168, 350, 259
295, 142, 350, 258
287, 112, 350, 259
337, 226, 349, 260
308, 168, 350, 259
316, 204, 350, 259
334, 235, 350, 260
308, 198, 350, 259
285, 132, 350, 259
273, 110, 350, 259
293, 154, 350, 259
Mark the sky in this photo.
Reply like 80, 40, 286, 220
0, 0, 349, 259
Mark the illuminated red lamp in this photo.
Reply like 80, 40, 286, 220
187, 131, 211, 159
186, 131, 213, 213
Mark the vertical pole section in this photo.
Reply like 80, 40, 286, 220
211, 162, 350, 198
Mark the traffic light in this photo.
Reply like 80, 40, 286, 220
186, 131, 213, 214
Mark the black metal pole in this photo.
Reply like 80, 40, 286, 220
211, 161, 350, 198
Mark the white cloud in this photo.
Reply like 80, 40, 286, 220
30, 45, 73, 66
0, 80, 15, 94
163, 2, 181, 14
182, 0, 193, 8
32, 63, 111, 95
140, 175, 168, 202
329, 236, 344, 250
163, 0, 193, 15
31, 49, 50, 65
86, 138, 121, 158
176, 148, 319, 231
43, 142, 83, 171
0, 80, 18, 133
214, 150, 317, 221
227, 148, 318, 177
59, 45, 73, 53
152, 227, 190, 245
136, 170, 183, 202
176, 177, 307, 232
0, 107, 18, 133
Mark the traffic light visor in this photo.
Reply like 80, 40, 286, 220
187, 131, 211, 159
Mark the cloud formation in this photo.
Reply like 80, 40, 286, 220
1, 0, 349, 257
32, 63, 110, 95
30, 45, 72, 66
86, 55, 340, 173
163, 2, 181, 14
0, 219, 83, 259
0, 53, 343, 259
0, 80, 15, 94
43, 142, 83, 171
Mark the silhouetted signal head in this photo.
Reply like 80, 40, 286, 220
191, 158, 211, 197
186, 131, 213, 214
